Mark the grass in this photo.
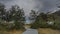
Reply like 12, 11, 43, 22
0, 29, 24, 34
37, 28, 60, 34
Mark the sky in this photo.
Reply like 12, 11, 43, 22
0, 0, 60, 16
0, 0, 60, 23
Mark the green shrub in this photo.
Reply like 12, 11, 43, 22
31, 21, 49, 29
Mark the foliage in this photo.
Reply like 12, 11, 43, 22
30, 12, 57, 29
29, 10, 37, 22
31, 12, 48, 29
0, 3, 25, 31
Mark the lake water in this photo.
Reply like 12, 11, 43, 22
23, 28, 38, 34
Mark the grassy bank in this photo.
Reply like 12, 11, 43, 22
0, 30, 24, 34
37, 28, 60, 34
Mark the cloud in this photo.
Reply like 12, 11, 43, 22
37, 0, 60, 12
0, 0, 60, 16
0, 0, 43, 16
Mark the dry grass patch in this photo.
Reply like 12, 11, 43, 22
0, 30, 24, 34
38, 28, 60, 34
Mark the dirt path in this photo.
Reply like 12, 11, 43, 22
23, 29, 38, 34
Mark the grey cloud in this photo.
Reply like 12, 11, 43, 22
0, 0, 60, 16
37, 0, 60, 12
0, 0, 42, 16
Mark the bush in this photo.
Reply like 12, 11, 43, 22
31, 21, 49, 29
0, 21, 25, 31
51, 22, 60, 30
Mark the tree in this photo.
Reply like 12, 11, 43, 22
0, 3, 6, 21
29, 10, 37, 22
0, 3, 26, 30
31, 12, 48, 29
40, 13, 48, 21
8, 5, 25, 30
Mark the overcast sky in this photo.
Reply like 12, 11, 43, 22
0, 0, 60, 16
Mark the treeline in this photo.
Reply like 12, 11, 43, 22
0, 3, 60, 31
29, 10, 60, 30
0, 3, 25, 31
